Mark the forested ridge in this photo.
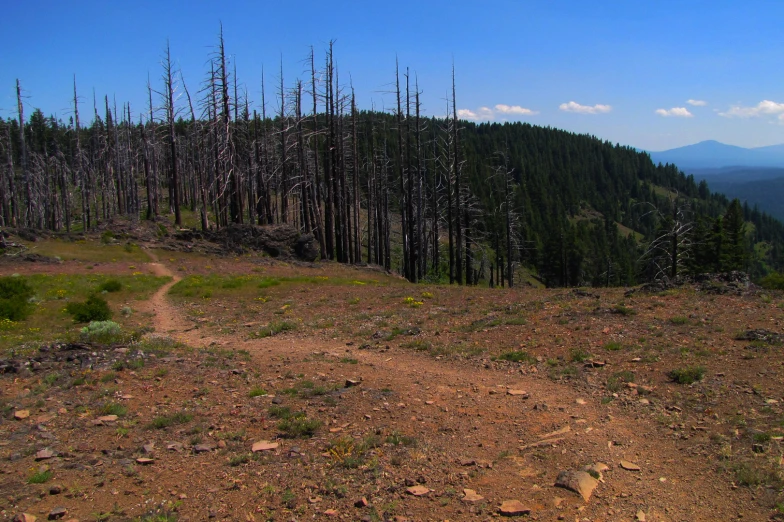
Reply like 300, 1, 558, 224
3, 35, 784, 287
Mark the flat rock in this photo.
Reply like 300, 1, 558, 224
97, 415, 118, 423
507, 389, 529, 397
406, 485, 431, 496
462, 488, 484, 503
142, 443, 155, 454
324, 509, 338, 516
166, 442, 184, 452
583, 462, 609, 480
499, 500, 530, 516
47, 507, 67, 520
14, 410, 30, 420
345, 379, 361, 387
136, 458, 154, 465
252, 440, 279, 452
555, 470, 599, 501
619, 460, 641, 471
636, 510, 647, 521
12, 514, 37, 522
35, 449, 55, 461
193, 444, 215, 453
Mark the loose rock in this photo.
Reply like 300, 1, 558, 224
406, 485, 430, 496
462, 489, 484, 503
252, 440, 279, 452
620, 460, 641, 471
499, 500, 530, 516
555, 470, 599, 501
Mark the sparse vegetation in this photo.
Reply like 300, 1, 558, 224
669, 365, 706, 384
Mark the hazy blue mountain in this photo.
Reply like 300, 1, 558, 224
648, 140, 784, 169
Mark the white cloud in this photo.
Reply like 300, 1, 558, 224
558, 101, 612, 114
655, 107, 693, 118
457, 104, 537, 121
457, 107, 494, 121
494, 104, 537, 116
719, 100, 784, 118
687, 99, 707, 106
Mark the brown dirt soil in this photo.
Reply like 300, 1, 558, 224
1, 246, 784, 521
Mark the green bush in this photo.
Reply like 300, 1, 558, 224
759, 272, 784, 290
98, 279, 123, 293
80, 320, 123, 344
495, 350, 536, 364
669, 365, 706, 384
277, 416, 322, 438
66, 294, 112, 322
0, 276, 34, 321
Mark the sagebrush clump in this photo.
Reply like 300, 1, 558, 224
80, 320, 123, 344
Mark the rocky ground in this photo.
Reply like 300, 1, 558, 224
1, 235, 784, 521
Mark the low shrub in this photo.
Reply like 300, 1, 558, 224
80, 320, 123, 344
0, 276, 34, 321
66, 294, 112, 322
98, 279, 123, 293
495, 350, 536, 364
669, 365, 706, 384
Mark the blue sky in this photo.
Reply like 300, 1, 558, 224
2, 0, 783, 151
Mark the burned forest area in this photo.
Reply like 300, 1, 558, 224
3, 31, 784, 522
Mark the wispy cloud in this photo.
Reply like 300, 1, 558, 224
558, 101, 612, 114
719, 100, 784, 118
457, 104, 537, 121
494, 104, 537, 116
687, 99, 707, 106
655, 107, 693, 118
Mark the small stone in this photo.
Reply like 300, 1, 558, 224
252, 441, 279, 452
324, 509, 338, 516
406, 485, 430, 496
271, 396, 283, 404
14, 410, 30, 420
35, 449, 55, 461
345, 379, 360, 387
136, 458, 154, 465
97, 415, 118, 423
49, 485, 63, 495
636, 510, 647, 521
499, 500, 530, 516
619, 460, 641, 471
47, 507, 67, 520
193, 444, 215, 453
462, 488, 484, 503
167, 442, 184, 452
142, 443, 155, 454
507, 389, 529, 397
217, 440, 227, 449
555, 470, 599, 501
575, 398, 586, 405
12, 514, 37, 522
638, 398, 650, 405
354, 497, 368, 508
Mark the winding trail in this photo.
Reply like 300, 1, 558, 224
143, 248, 195, 342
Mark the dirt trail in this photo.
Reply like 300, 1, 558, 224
121, 252, 765, 520
143, 248, 193, 339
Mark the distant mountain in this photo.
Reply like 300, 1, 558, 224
648, 140, 784, 170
